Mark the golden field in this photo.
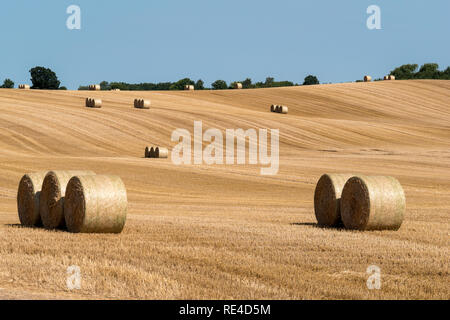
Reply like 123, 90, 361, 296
0, 80, 448, 299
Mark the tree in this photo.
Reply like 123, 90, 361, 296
29, 66, 60, 89
100, 81, 111, 90
1, 79, 14, 88
303, 75, 319, 85
415, 63, 440, 79
242, 78, 252, 89
211, 80, 227, 90
170, 78, 195, 90
195, 79, 205, 90
390, 64, 418, 80
59, 86, 67, 90
265, 77, 274, 87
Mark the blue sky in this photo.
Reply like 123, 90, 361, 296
0, 0, 449, 89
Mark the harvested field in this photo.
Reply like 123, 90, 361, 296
0, 80, 449, 299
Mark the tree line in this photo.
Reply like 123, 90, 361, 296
1, 63, 449, 90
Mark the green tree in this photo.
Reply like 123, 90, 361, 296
390, 64, 418, 80
29, 66, 60, 89
415, 63, 440, 79
265, 77, 274, 87
170, 78, 195, 90
195, 79, 205, 90
100, 81, 111, 90
303, 75, 319, 85
1, 78, 14, 88
211, 80, 227, 90
242, 78, 252, 89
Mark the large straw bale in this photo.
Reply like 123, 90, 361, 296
341, 175, 406, 231
156, 147, 169, 159
314, 173, 354, 227
39, 170, 95, 229
17, 172, 47, 226
388, 75, 396, 80
234, 83, 243, 89
280, 106, 288, 114
64, 175, 127, 233
364, 75, 372, 82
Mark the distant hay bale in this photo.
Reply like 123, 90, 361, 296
270, 105, 276, 112
156, 147, 169, 158
148, 147, 156, 158
384, 76, 389, 80
314, 174, 354, 227
86, 98, 102, 108
364, 75, 372, 82
388, 75, 396, 80
234, 83, 243, 89
134, 99, 150, 109
17, 172, 47, 226
185, 85, 195, 91
89, 84, 100, 91
275, 106, 281, 113
64, 175, 128, 233
145, 146, 149, 158
341, 175, 406, 231
19, 84, 30, 90
280, 106, 288, 114
39, 170, 95, 229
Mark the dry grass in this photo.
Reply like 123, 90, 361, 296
0, 80, 449, 299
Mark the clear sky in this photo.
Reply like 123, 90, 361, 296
0, 0, 449, 89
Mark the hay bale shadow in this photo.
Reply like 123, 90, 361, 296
291, 222, 346, 230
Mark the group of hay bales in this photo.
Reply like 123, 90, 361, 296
270, 105, 288, 114
314, 174, 405, 231
185, 85, 195, 91
134, 99, 151, 109
145, 146, 168, 159
17, 170, 127, 233
18, 84, 30, 90
89, 84, 101, 91
85, 97, 102, 108
364, 75, 396, 82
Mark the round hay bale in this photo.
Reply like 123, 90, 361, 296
234, 83, 243, 89
185, 85, 194, 91
280, 106, 288, 114
156, 147, 169, 158
149, 147, 156, 158
89, 84, 100, 91
142, 100, 150, 109
364, 75, 372, 82
64, 175, 128, 233
39, 170, 96, 229
314, 173, 354, 227
19, 84, 30, 90
270, 105, 276, 112
145, 146, 149, 158
388, 75, 396, 80
341, 175, 406, 231
17, 172, 47, 226
92, 99, 102, 108
384, 76, 389, 80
